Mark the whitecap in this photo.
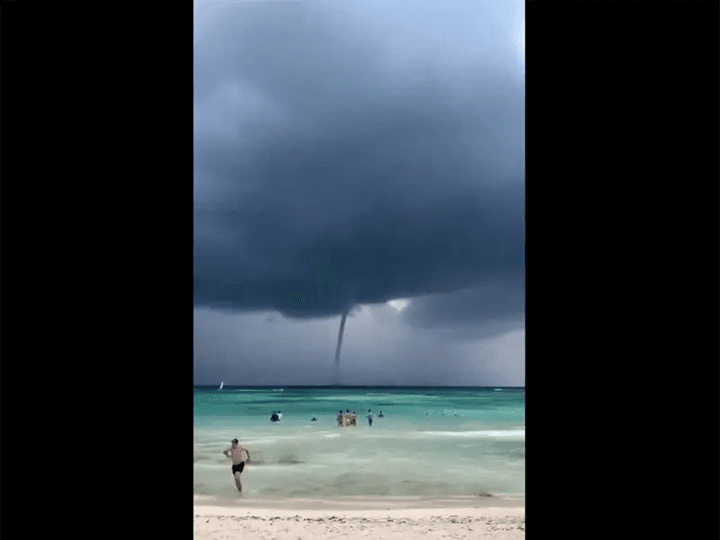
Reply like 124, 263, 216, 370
417, 430, 525, 438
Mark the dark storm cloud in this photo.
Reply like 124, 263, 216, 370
194, 1, 524, 323
400, 277, 524, 341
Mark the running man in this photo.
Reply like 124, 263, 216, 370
223, 439, 251, 492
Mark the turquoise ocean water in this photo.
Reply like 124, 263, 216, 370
194, 386, 524, 502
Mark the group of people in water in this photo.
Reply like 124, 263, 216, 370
268, 409, 385, 425
337, 408, 384, 427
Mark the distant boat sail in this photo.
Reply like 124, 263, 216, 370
219, 381, 224, 390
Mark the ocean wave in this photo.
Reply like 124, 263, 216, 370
193, 462, 228, 469
417, 430, 525, 438
241, 438, 280, 445
309, 395, 443, 402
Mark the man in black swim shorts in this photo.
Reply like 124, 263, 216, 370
223, 439, 250, 492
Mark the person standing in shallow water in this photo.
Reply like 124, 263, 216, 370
223, 438, 251, 493
367, 409, 373, 426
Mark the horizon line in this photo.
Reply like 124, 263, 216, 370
194, 384, 525, 388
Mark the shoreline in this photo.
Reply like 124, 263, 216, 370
194, 493, 524, 511
194, 495, 524, 539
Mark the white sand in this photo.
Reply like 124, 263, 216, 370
194, 495, 525, 539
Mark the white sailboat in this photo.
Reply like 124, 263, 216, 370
219, 381, 224, 390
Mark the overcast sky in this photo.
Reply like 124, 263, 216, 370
194, 0, 525, 386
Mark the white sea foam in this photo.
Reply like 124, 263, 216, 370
417, 430, 525, 438
241, 438, 280, 445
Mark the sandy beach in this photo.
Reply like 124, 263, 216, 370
194, 496, 525, 539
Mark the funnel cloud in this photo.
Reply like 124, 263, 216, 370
334, 309, 350, 383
